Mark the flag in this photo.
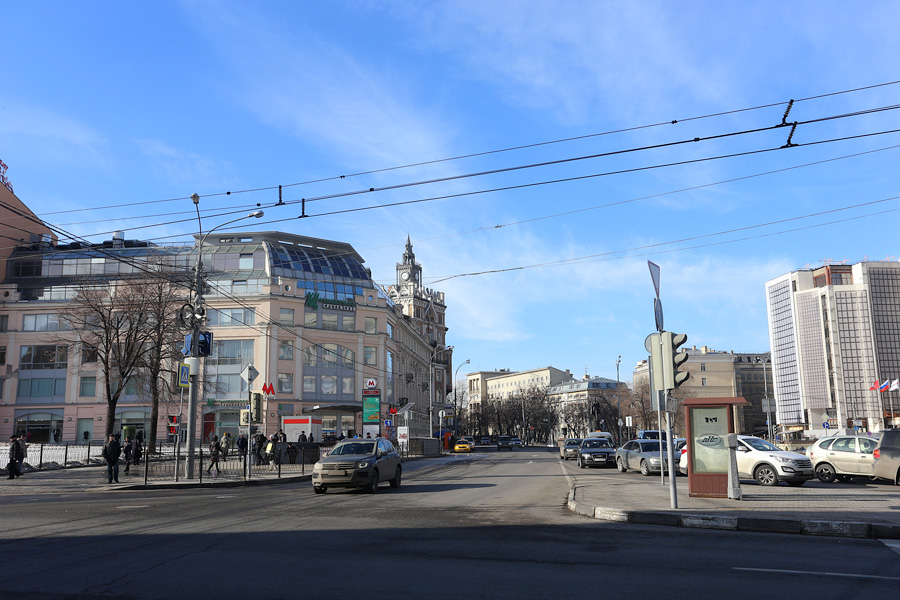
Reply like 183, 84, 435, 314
879, 380, 890, 392
890, 379, 900, 392
870, 380, 880, 391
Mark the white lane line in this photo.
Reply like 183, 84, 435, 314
733, 567, 900, 581
115, 505, 150, 509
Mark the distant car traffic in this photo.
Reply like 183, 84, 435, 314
480, 436, 491, 445
616, 439, 669, 475
511, 438, 523, 448
807, 434, 879, 482
576, 438, 616, 468
497, 435, 513, 450
311, 437, 401, 494
560, 438, 582, 460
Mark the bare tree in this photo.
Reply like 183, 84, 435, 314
62, 267, 187, 443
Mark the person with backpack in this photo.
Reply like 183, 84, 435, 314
102, 434, 122, 484
7, 435, 21, 479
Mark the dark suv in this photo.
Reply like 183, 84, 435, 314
497, 435, 513, 450
873, 429, 900, 485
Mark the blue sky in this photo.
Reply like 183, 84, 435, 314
2, 1, 899, 384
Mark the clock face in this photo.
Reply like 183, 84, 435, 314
401, 272, 409, 281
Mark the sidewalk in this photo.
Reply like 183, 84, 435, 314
564, 463, 900, 539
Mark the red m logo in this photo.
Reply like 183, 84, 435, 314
262, 383, 275, 396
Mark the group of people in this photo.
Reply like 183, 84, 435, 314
6, 434, 28, 479
101, 433, 143, 484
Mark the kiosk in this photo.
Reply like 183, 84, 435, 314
683, 397, 748, 498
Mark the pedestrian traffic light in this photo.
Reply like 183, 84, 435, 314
167, 415, 179, 435
661, 332, 690, 389
197, 331, 213, 356
250, 392, 263, 423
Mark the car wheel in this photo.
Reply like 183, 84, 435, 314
616, 458, 627, 472
815, 463, 836, 483
313, 486, 326, 495
367, 469, 379, 494
389, 466, 402, 488
640, 460, 651, 476
895, 468, 900, 486
754, 464, 779, 486
578, 457, 585, 468
786, 480, 806, 487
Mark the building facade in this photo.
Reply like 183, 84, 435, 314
765, 261, 900, 438
0, 227, 440, 444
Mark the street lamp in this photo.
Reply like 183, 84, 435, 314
755, 354, 773, 442
184, 193, 263, 478
429, 340, 444, 446
453, 359, 470, 438
615, 355, 622, 445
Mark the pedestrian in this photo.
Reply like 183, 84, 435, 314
102, 434, 122, 484
266, 434, 278, 471
220, 432, 231, 461
7, 435, 21, 479
123, 436, 134, 474
53, 429, 61, 443
83, 430, 90, 444
298, 431, 307, 444
206, 435, 222, 476
255, 432, 267, 465
135, 429, 144, 445
308, 432, 315, 443
276, 429, 287, 442
237, 434, 248, 458
17, 434, 27, 473
132, 437, 142, 466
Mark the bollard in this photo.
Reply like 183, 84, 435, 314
143, 444, 149, 486
64, 443, 69, 467
39, 444, 44, 470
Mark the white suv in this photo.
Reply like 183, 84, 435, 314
678, 435, 813, 487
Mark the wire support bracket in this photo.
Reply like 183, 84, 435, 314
780, 121, 799, 148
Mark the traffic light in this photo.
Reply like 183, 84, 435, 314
250, 392, 263, 423
646, 333, 665, 392
197, 331, 213, 357
661, 332, 690, 389
167, 415, 179, 436
240, 409, 250, 426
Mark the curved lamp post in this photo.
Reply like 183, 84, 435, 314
184, 193, 263, 478
453, 359, 470, 437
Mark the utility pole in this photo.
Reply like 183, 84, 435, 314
616, 355, 622, 445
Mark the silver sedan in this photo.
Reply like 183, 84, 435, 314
615, 439, 669, 476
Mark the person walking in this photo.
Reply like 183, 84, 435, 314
132, 437, 142, 466
206, 435, 222, 476
221, 432, 232, 461
16, 434, 27, 473
7, 435, 21, 479
298, 431, 307, 444
237, 434, 248, 458
123, 436, 134, 474
102, 434, 122, 484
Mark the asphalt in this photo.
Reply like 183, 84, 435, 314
5, 449, 900, 540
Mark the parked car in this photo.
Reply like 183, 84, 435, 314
311, 438, 401, 494
576, 437, 616, 468
735, 435, 812, 486
480, 436, 492, 445
497, 435, 514, 450
453, 441, 473, 453
461, 436, 476, 447
873, 428, 900, 485
560, 438, 583, 460
616, 440, 669, 475
511, 437, 523, 448
807, 434, 880, 483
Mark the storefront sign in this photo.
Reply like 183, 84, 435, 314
305, 292, 356, 312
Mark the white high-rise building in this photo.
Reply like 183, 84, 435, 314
765, 261, 900, 439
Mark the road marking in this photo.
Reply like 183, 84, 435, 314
734, 567, 900, 581
881, 539, 900, 556
215, 495, 235, 499
115, 505, 150, 509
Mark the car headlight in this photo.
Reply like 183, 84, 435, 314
776, 456, 793, 463
313, 463, 323, 471
356, 460, 371, 469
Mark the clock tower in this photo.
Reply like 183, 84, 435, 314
397, 235, 422, 292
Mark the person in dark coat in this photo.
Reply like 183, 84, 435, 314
7, 435, 21, 479
237, 434, 248, 457
102, 434, 122, 484
123, 436, 134, 474
206, 435, 222, 476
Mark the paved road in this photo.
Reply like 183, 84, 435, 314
1, 447, 899, 599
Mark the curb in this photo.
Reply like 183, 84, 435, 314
567, 488, 900, 540
117, 474, 311, 491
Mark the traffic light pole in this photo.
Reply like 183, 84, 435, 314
185, 259, 203, 480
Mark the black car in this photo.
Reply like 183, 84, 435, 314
576, 438, 616, 468
497, 435, 513, 450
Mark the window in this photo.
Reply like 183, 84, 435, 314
211, 340, 254, 365
304, 310, 317, 327
701, 378, 707, 386
279, 308, 294, 326
700, 363, 706, 372
20, 345, 68, 369
0, 315, 8, 332
322, 375, 337, 395
239, 253, 254, 270
322, 314, 338, 331
365, 317, 377, 334
79, 376, 97, 397
302, 346, 317, 367
215, 374, 248, 395
0, 346, 5, 365
322, 344, 338, 366
82, 345, 98, 363
387, 321, 394, 339
17, 377, 66, 398
207, 308, 255, 326
341, 315, 354, 330
341, 347, 355, 367
23, 313, 70, 331
342, 377, 354, 394
277, 373, 293, 394
278, 340, 294, 360
303, 376, 316, 393
364, 346, 377, 366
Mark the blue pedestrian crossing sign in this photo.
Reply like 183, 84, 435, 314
178, 363, 191, 388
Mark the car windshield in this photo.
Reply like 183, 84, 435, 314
741, 437, 780, 452
330, 442, 375, 455
584, 439, 610, 448
566, 439, 582, 446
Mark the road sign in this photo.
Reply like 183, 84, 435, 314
241, 364, 259, 384
823, 421, 830, 429
654, 297, 664, 332
366, 378, 378, 389
384, 420, 393, 427
439, 410, 446, 418
648, 260, 661, 298
178, 363, 190, 388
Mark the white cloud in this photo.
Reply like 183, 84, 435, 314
132, 138, 232, 190
0, 100, 108, 166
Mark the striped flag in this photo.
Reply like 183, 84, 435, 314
878, 380, 891, 392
